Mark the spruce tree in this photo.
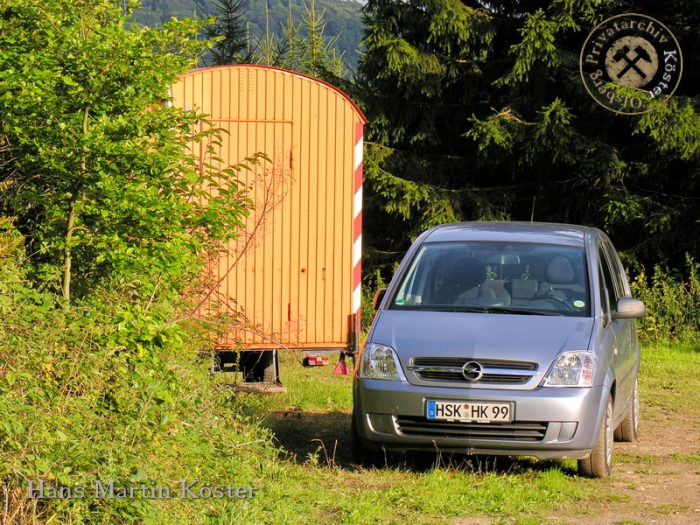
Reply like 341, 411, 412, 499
358, 0, 700, 279
205, 0, 252, 65
298, 0, 344, 78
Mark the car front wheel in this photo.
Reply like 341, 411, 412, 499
578, 393, 614, 478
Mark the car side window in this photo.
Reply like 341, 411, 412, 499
598, 265, 609, 316
602, 240, 627, 297
395, 247, 428, 305
598, 247, 618, 316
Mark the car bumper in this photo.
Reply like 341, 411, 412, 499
353, 379, 607, 460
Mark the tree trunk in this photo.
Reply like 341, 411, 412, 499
62, 196, 77, 306
62, 105, 90, 307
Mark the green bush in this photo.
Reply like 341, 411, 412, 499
630, 255, 700, 342
0, 3, 283, 521
361, 268, 391, 335
0, 221, 278, 524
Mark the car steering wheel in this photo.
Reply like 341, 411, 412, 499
542, 294, 573, 311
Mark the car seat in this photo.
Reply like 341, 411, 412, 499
436, 257, 486, 304
537, 256, 585, 300
510, 279, 539, 305
480, 279, 512, 306
436, 258, 511, 306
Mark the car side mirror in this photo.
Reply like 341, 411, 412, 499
373, 288, 387, 310
612, 297, 646, 319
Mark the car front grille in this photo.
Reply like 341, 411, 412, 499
395, 416, 548, 442
408, 357, 538, 385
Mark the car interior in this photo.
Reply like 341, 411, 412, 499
392, 242, 590, 316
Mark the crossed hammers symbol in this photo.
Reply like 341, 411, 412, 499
613, 45, 653, 79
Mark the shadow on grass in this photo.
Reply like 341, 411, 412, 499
264, 410, 355, 467
262, 409, 578, 476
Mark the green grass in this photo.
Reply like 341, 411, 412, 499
639, 341, 700, 418
198, 341, 700, 524
195, 353, 605, 524
228, 466, 596, 524
614, 453, 660, 465
671, 453, 700, 463
14, 340, 695, 524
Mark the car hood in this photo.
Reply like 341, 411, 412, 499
370, 310, 594, 368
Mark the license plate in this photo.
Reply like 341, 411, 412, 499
426, 400, 513, 422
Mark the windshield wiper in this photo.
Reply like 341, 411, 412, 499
417, 306, 564, 316
481, 306, 564, 316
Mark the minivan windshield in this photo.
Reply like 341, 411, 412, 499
390, 241, 590, 317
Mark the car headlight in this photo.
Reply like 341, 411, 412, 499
359, 343, 406, 381
544, 351, 595, 387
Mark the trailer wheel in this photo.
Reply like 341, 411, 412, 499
239, 350, 279, 383
259, 350, 277, 383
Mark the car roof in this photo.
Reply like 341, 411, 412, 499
423, 222, 599, 247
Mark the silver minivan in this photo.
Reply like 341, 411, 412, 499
352, 222, 645, 477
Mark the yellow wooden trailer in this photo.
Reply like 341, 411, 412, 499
170, 65, 366, 386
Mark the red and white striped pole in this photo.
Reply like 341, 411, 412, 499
352, 122, 363, 336
336, 122, 363, 375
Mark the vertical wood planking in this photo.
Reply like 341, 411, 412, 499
170, 66, 365, 349
301, 77, 311, 343
317, 87, 328, 340
308, 77, 317, 342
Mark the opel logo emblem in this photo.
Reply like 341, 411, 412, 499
461, 361, 483, 382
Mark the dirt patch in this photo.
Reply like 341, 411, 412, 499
573, 415, 700, 525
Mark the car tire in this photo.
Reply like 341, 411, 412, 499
351, 415, 383, 467
614, 378, 640, 442
578, 393, 614, 478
